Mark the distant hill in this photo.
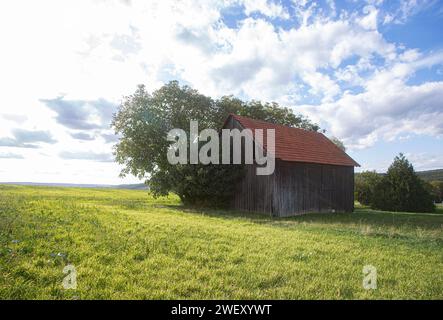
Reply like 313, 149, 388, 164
0, 182, 148, 190
114, 183, 148, 190
416, 169, 443, 182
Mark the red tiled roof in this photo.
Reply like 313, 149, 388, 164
226, 114, 360, 167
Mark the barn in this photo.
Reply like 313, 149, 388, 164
223, 114, 360, 217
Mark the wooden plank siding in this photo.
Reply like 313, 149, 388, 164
232, 160, 354, 216
232, 163, 277, 215
273, 160, 354, 216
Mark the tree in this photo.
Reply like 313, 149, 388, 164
213, 96, 320, 131
331, 137, 346, 152
354, 171, 382, 206
429, 181, 443, 203
112, 81, 319, 207
371, 153, 435, 213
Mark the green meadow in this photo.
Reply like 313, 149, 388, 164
0, 184, 442, 299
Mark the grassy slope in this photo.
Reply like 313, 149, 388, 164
0, 185, 442, 299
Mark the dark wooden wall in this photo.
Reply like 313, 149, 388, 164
232, 160, 354, 216
232, 163, 277, 215
273, 160, 354, 216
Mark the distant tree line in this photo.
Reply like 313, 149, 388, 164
355, 154, 437, 213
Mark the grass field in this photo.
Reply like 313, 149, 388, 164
0, 184, 442, 299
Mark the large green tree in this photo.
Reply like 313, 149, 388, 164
112, 81, 319, 206
372, 154, 435, 213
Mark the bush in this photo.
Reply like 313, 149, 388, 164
429, 181, 443, 203
355, 171, 382, 206
371, 154, 435, 213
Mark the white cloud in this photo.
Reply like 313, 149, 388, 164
405, 152, 443, 171
0, 152, 24, 159
302, 72, 341, 103
358, 5, 378, 30
382, 0, 437, 25
242, 0, 290, 19
298, 53, 443, 149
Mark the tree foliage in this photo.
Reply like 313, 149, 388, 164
371, 154, 435, 213
354, 171, 382, 206
429, 180, 443, 203
330, 137, 346, 152
112, 81, 319, 207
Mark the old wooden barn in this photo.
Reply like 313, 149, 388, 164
223, 114, 360, 217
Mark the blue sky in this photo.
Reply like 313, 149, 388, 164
0, 0, 442, 184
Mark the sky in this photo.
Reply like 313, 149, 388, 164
0, 0, 442, 184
